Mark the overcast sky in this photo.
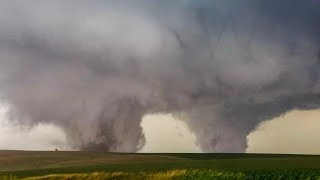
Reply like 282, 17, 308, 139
1, 106, 319, 154
0, 0, 319, 154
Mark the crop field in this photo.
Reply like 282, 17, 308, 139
1, 151, 320, 179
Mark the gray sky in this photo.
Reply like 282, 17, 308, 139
1, 105, 319, 154
0, 0, 319, 153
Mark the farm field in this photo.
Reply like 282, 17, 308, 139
1, 150, 320, 179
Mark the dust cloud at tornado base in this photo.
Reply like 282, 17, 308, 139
0, 0, 319, 153
1, 111, 320, 154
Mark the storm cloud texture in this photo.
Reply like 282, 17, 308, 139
0, 0, 320, 153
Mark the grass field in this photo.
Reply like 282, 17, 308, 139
1, 150, 320, 179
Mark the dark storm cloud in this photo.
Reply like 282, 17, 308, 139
0, 0, 319, 152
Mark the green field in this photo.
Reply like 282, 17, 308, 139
1, 150, 320, 179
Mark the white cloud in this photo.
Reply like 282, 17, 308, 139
0, 105, 68, 151
247, 110, 320, 155
140, 114, 202, 153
